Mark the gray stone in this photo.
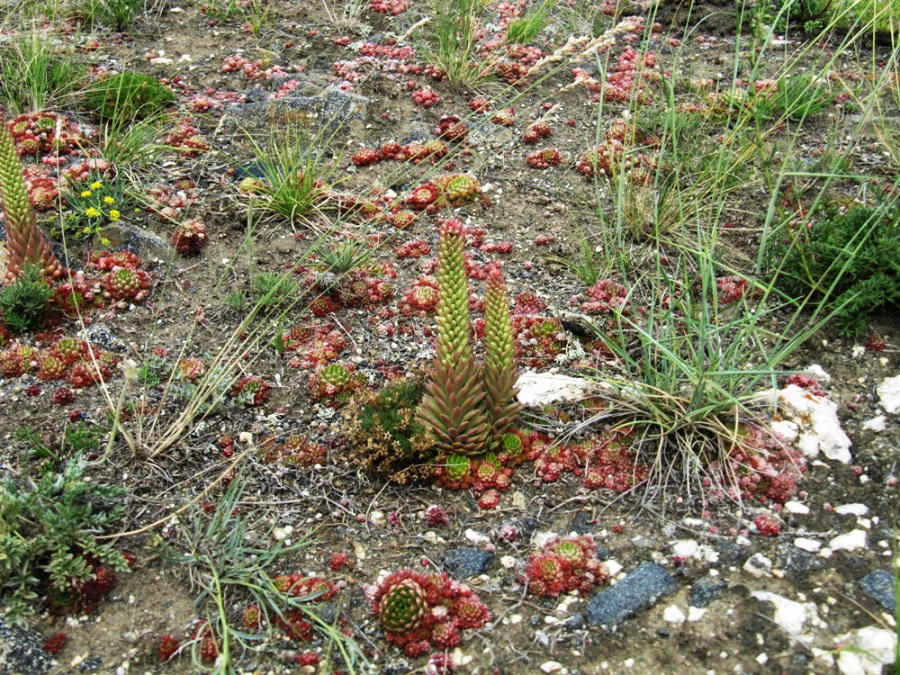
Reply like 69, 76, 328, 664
585, 562, 678, 627
443, 548, 495, 579
468, 121, 515, 146
102, 222, 173, 260
82, 325, 126, 352
775, 545, 824, 575
689, 576, 728, 608
0, 616, 52, 675
714, 540, 743, 565
569, 511, 593, 534
857, 569, 896, 613
225, 86, 369, 135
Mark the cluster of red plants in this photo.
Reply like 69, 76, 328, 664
220, 55, 288, 80
533, 428, 649, 491
522, 120, 552, 144
405, 174, 482, 213
394, 239, 431, 259
0, 336, 119, 390
717, 424, 807, 503
368, 569, 490, 658
399, 277, 440, 317
146, 180, 200, 219
308, 362, 366, 408
7, 112, 88, 158
523, 534, 608, 597
232, 376, 270, 406
352, 138, 450, 168
281, 323, 348, 370
261, 434, 328, 466
21, 164, 60, 211
576, 119, 659, 185
369, 0, 409, 15
171, 218, 209, 255
48, 559, 119, 616
334, 42, 421, 83
525, 147, 563, 169
162, 120, 208, 157
435, 114, 468, 142
411, 87, 441, 107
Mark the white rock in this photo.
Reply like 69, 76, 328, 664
770, 419, 799, 442
687, 606, 706, 622
464, 529, 491, 545
804, 364, 832, 382
834, 503, 869, 516
743, 553, 773, 578
876, 375, 900, 414
862, 415, 887, 432
604, 559, 623, 577
531, 531, 559, 548
834, 625, 897, 675
149, 56, 174, 65
368, 511, 385, 526
750, 591, 823, 645
516, 371, 597, 406
671, 539, 699, 558
540, 661, 566, 673
794, 537, 821, 553
784, 501, 810, 515
828, 529, 867, 552
756, 385, 852, 463
500, 555, 518, 569
663, 605, 686, 624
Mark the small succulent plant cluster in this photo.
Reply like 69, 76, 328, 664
406, 174, 481, 213
723, 423, 807, 503
352, 139, 449, 167
309, 362, 366, 408
231, 376, 270, 407
7, 112, 88, 159
418, 219, 522, 460
260, 434, 328, 467
162, 119, 209, 157
525, 145, 564, 168
522, 120, 552, 144
369, 568, 490, 658
0, 336, 119, 390
290, 260, 396, 319
22, 164, 60, 211
281, 323, 348, 370
146, 180, 200, 220
48, 560, 120, 616
170, 218, 209, 255
576, 119, 659, 185
523, 535, 609, 597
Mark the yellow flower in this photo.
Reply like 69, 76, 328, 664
81, 190, 92, 197
108, 209, 121, 221
85, 207, 101, 218
103, 196, 115, 204
90, 181, 103, 190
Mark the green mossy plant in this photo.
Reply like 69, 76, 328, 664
767, 204, 900, 336
0, 264, 54, 333
83, 72, 175, 122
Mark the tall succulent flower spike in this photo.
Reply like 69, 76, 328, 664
0, 118, 63, 281
483, 267, 522, 442
418, 219, 491, 456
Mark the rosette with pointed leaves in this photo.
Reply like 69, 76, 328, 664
483, 268, 521, 445
418, 220, 490, 456
377, 576, 429, 635
0, 118, 63, 281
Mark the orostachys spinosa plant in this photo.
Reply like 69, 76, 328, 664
418, 219, 521, 457
0, 116, 64, 281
